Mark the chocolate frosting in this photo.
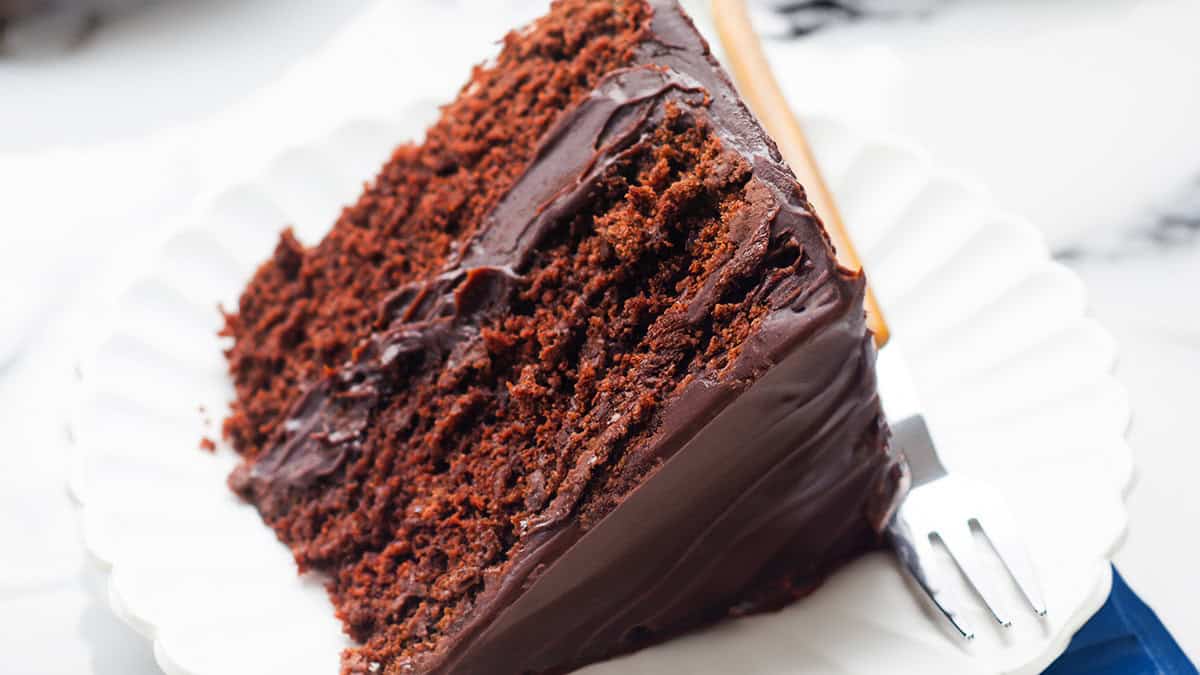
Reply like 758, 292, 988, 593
235, 1, 905, 672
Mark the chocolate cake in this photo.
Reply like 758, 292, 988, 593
220, 1, 905, 673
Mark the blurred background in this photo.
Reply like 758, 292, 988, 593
1, 1, 1196, 673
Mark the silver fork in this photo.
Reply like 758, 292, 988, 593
877, 345, 1048, 639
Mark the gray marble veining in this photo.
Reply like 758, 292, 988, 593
754, 0, 950, 37
1056, 172, 1200, 260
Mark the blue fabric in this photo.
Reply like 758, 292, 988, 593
1044, 567, 1196, 674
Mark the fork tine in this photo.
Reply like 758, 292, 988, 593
973, 515, 1048, 616
890, 522, 975, 639
936, 525, 1013, 627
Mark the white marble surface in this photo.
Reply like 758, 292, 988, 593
0, 1, 1196, 673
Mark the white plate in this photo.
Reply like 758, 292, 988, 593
69, 103, 1131, 675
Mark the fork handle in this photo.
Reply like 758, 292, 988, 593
712, 0, 890, 348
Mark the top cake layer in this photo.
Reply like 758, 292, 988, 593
222, 0, 655, 466
221, 2, 903, 673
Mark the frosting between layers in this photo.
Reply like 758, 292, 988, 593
228, 265, 521, 509
231, 67, 713, 504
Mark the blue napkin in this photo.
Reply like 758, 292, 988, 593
1044, 566, 1196, 674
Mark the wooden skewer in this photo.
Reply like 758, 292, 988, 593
711, 0, 890, 348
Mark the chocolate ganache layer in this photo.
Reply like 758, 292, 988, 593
224, 1, 904, 673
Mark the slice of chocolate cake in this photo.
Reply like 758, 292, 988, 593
221, 1, 905, 673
